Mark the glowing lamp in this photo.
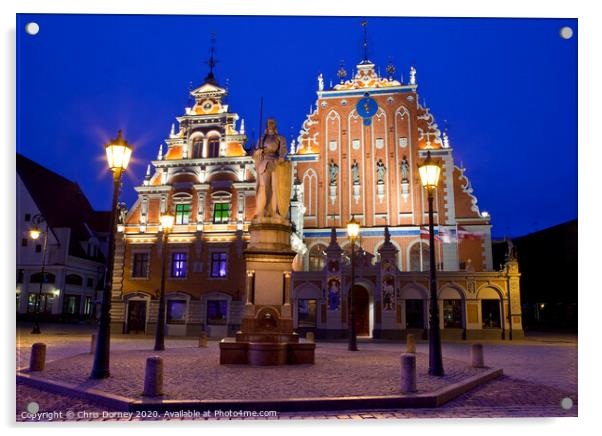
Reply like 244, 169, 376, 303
160, 213, 175, 231
346, 216, 360, 242
418, 150, 441, 190
105, 130, 132, 172
29, 226, 41, 240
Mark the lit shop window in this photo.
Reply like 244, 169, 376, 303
175, 204, 192, 225
210, 253, 228, 278
213, 202, 229, 224
482, 300, 502, 328
27, 293, 55, 313
167, 300, 187, 324
207, 300, 227, 325
171, 253, 187, 278
443, 299, 463, 328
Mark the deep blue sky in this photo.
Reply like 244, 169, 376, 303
16, 14, 577, 238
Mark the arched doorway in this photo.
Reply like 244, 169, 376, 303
351, 285, 370, 336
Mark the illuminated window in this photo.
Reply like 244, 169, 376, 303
171, 253, 187, 278
175, 204, 192, 225
167, 300, 187, 324
443, 300, 463, 328
27, 293, 55, 313
208, 138, 220, 158
207, 300, 227, 325
132, 253, 149, 278
482, 300, 501, 328
409, 242, 430, 272
213, 202, 229, 224
210, 253, 228, 278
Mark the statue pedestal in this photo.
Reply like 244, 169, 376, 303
219, 217, 315, 365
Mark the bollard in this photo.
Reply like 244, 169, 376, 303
400, 353, 417, 393
471, 344, 485, 368
143, 356, 164, 397
90, 334, 97, 354
198, 331, 208, 348
29, 343, 47, 372
406, 333, 416, 353
306, 331, 315, 343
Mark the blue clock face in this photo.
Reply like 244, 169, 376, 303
356, 95, 379, 125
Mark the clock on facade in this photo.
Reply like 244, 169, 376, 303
201, 100, 214, 113
356, 93, 378, 126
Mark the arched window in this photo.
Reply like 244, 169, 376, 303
65, 274, 83, 286
192, 137, 204, 158
29, 272, 56, 284
308, 244, 327, 271
208, 137, 220, 158
409, 241, 430, 272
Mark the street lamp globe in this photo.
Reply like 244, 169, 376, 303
105, 129, 133, 172
160, 213, 175, 231
346, 216, 360, 242
29, 226, 41, 240
418, 150, 441, 190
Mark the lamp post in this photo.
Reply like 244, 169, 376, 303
418, 150, 444, 376
346, 216, 360, 351
154, 212, 175, 351
91, 130, 132, 379
29, 214, 49, 334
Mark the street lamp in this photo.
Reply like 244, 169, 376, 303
29, 214, 48, 334
154, 211, 175, 351
91, 130, 132, 379
418, 150, 444, 376
346, 215, 360, 351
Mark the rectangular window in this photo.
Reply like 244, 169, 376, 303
132, 253, 149, 278
298, 299, 317, 328
167, 300, 187, 324
83, 296, 93, 316
21, 238, 28, 247
207, 300, 227, 325
87, 277, 94, 288
25, 213, 31, 222
27, 293, 55, 314
443, 299, 463, 328
17, 269, 24, 284
35, 244, 41, 253
175, 203, 192, 225
171, 253, 187, 278
213, 202, 229, 224
210, 253, 228, 278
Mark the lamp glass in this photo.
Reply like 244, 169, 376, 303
29, 228, 41, 240
347, 217, 360, 240
105, 144, 132, 171
160, 214, 175, 230
418, 152, 441, 189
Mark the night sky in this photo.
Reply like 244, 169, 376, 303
16, 14, 577, 238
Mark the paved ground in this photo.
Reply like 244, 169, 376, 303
15, 324, 578, 421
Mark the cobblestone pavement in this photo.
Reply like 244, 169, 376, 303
15, 326, 577, 421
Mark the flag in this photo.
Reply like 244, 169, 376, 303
438, 226, 457, 244
458, 226, 486, 240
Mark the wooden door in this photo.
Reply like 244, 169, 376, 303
127, 300, 147, 333
352, 286, 370, 336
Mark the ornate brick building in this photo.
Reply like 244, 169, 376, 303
111, 42, 523, 341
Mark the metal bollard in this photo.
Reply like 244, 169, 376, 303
406, 333, 416, 353
400, 353, 417, 393
471, 344, 485, 368
29, 343, 47, 372
306, 331, 315, 343
198, 331, 208, 348
90, 334, 97, 354
143, 356, 164, 397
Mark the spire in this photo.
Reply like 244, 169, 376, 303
360, 20, 369, 63
240, 118, 245, 134
144, 164, 151, 185
203, 33, 218, 85
157, 143, 163, 160
170, 123, 175, 138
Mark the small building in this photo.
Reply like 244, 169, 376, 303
16, 153, 109, 321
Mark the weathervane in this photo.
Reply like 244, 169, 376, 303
337, 60, 347, 83
386, 58, 396, 79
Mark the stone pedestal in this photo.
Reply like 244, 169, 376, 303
219, 217, 315, 365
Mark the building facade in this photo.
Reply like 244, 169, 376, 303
289, 55, 523, 339
111, 51, 523, 340
16, 154, 108, 321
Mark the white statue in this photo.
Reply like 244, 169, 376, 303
253, 118, 291, 220
318, 73, 324, 91
409, 66, 416, 85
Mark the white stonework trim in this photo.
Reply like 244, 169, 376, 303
325, 109, 342, 225
347, 110, 366, 222
443, 151, 456, 225
394, 106, 413, 224
302, 168, 318, 217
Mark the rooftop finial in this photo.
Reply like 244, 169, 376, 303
157, 143, 163, 160
361, 20, 369, 62
204, 33, 218, 84
337, 60, 347, 83
386, 58, 396, 80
